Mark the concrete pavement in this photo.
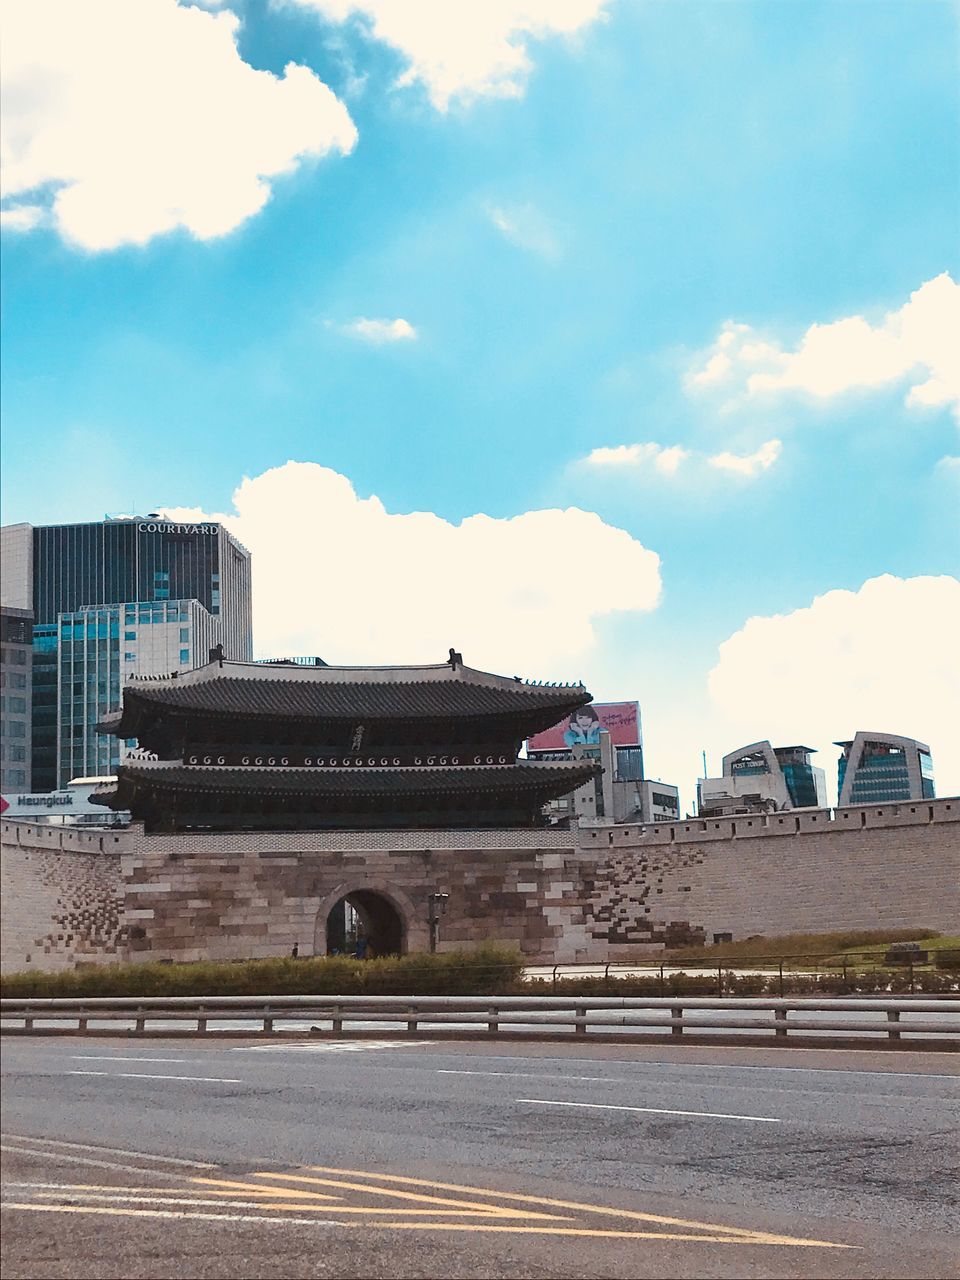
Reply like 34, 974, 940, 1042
2, 1037, 958, 1278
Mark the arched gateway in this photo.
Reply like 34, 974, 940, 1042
324, 890, 404, 957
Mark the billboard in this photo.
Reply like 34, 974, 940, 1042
527, 701, 641, 753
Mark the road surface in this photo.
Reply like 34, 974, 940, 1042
2, 1037, 958, 1278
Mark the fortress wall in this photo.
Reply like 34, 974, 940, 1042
2, 801, 958, 971
1, 821, 126, 972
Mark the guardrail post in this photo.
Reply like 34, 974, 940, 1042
197, 1004, 207, 1034
887, 1009, 901, 1041
135, 1005, 145, 1034
774, 1008, 788, 1039
778, 962, 784, 997
263, 1006, 273, 1034
575, 1004, 587, 1035
407, 1005, 418, 1033
672, 1006, 683, 1037
488, 1006, 499, 1035
717, 965, 723, 997
24, 1007, 35, 1032
552, 965, 558, 992
77, 1005, 88, 1033
659, 964, 665, 997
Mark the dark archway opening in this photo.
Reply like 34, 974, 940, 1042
325, 890, 405, 958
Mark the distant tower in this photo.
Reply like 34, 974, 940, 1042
836, 732, 934, 806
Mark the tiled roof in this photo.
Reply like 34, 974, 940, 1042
101, 659, 590, 736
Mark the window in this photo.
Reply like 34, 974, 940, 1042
179, 628, 189, 643
154, 589, 170, 600
8, 696, 26, 713
8, 721, 26, 737
124, 652, 136, 662
9, 746, 26, 762
124, 630, 136, 641
179, 648, 190, 663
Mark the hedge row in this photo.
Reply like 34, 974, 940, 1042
0, 944, 525, 999
2, 949, 958, 1000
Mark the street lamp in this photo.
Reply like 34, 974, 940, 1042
428, 891, 449, 954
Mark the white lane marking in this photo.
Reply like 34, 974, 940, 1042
231, 1040, 424, 1053
517, 1099, 781, 1123
0, 1135, 215, 1168
440, 1069, 620, 1082
70, 1056, 195, 1064
0, 1145, 191, 1179
68, 1071, 242, 1083
431, 1054, 959, 1082
1, 1202, 345, 1226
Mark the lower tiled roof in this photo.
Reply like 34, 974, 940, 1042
92, 759, 598, 804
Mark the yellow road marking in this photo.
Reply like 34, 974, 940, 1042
243, 1171, 567, 1220
188, 1177, 338, 1201
0, 1203, 344, 1226
292, 1166, 851, 1248
0, 1202, 847, 1246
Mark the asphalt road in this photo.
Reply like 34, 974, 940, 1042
2, 1037, 958, 1279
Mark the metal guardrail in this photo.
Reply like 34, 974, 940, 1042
1, 996, 957, 1046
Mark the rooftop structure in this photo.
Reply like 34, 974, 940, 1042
836, 732, 934, 806
92, 651, 600, 831
698, 741, 826, 816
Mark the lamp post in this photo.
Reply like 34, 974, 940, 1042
428, 892, 449, 954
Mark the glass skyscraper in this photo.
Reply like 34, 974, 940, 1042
1, 517, 253, 791
836, 733, 935, 806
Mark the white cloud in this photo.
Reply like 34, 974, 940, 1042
161, 460, 662, 673
687, 275, 960, 421
339, 317, 417, 343
487, 202, 561, 258
289, 0, 608, 110
0, 204, 46, 232
708, 439, 781, 477
0, 0, 357, 250
584, 442, 691, 475
581, 439, 781, 480
707, 575, 960, 800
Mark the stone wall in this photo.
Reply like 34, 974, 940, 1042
1, 822, 126, 972
576, 798, 960, 953
3, 798, 958, 972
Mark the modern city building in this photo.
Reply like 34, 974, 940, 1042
697, 741, 827, 817
0, 516, 253, 790
542, 731, 681, 826
1, 607, 33, 792
836, 732, 935, 806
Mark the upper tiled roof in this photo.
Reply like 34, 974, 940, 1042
100, 656, 591, 737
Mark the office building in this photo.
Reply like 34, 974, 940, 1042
1, 516, 253, 790
1, 607, 33, 791
698, 741, 827, 817
836, 732, 935, 806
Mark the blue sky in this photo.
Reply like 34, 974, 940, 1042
2, 0, 958, 803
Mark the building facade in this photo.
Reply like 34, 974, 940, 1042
836, 732, 935, 806
1, 607, 33, 792
698, 741, 827, 817
0, 517, 253, 791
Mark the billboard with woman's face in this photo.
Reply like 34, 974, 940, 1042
527, 701, 641, 752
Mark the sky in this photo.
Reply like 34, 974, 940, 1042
2, 0, 958, 808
